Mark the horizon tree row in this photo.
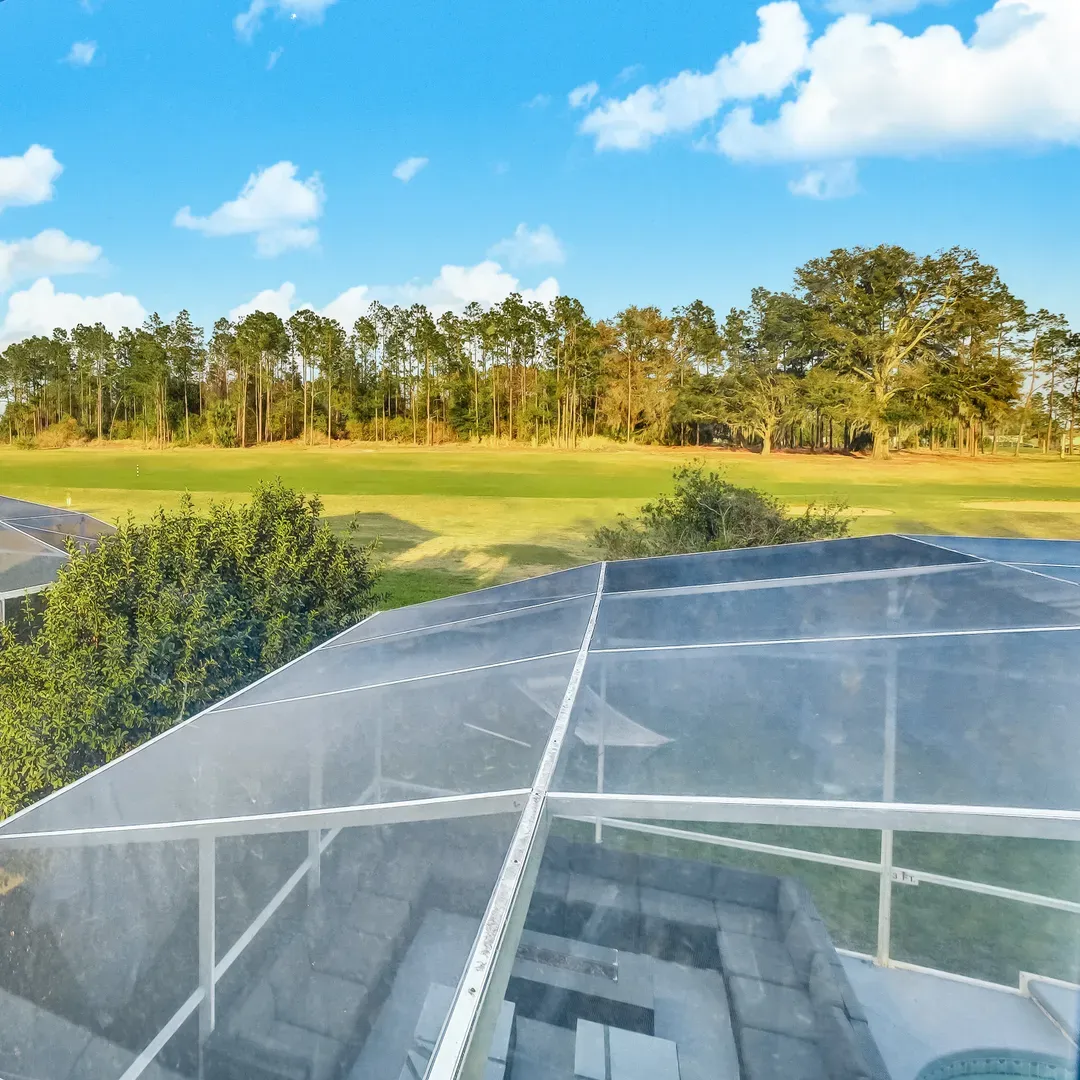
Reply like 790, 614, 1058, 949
2, 244, 1079, 458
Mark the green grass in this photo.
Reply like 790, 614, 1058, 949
4, 442, 1079, 985
377, 566, 484, 608
557, 820, 1080, 987
3, 443, 1079, 607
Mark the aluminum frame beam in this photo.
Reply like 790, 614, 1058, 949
425, 562, 608, 1080
544, 793, 1080, 842
0, 789, 530, 849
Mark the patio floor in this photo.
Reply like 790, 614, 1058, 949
842, 956, 1077, 1080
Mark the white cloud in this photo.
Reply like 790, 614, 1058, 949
580, 1, 810, 150
576, 0, 1080, 171
568, 82, 599, 109
0, 230, 102, 290
0, 146, 63, 213
971, 0, 1045, 45
267, 47, 284, 69
321, 286, 370, 327
392, 156, 428, 183
525, 93, 552, 109
615, 64, 643, 84
65, 41, 97, 66
0, 278, 146, 348
228, 281, 297, 322
788, 160, 860, 198
487, 223, 565, 267
231, 261, 559, 328
234, 0, 338, 40
174, 161, 324, 257
359, 262, 559, 315
716, 0, 1078, 162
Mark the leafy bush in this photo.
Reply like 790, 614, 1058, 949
34, 417, 85, 448
594, 461, 850, 560
0, 482, 379, 818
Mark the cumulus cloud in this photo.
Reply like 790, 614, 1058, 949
234, 0, 337, 40
0, 230, 102, 290
580, 2, 810, 150
392, 156, 428, 183
174, 161, 324, 257
65, 41, 97, 66
568, 82, 599, 108
0, 146, 63, 212
716, 0, 1078, 162
788, 160, 860, 198
361, 262, 558, 315
230, 261, 560, 328
267, 47, 284, 69
228, 281, 297, 321
487, 224, 565, 267
0, 278, 146, 348
578, 0, 1080, 173
320, 286, 370, 327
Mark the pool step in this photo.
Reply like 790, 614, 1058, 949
1029, 978, 1080, 1046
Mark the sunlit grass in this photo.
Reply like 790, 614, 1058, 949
2, 443, 1079, 606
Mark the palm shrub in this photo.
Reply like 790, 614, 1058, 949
595, 461, 849, 559
0, 481, 378, 818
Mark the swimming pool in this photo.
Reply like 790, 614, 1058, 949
917, 1050, 1075, 1080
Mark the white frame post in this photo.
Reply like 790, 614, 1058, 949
374, 712, 384, 802
595, 659, 607, 844
308, 727, 323, 898
876, 580, 900, 966
198, 834, 216, 1058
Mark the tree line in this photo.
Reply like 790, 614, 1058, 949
3, 244, 1079, 459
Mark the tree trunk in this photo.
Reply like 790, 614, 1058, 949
1016, 335, 1039, 457
302, 361, 308, 445
1069, 374, 1079, 455
871, 423, 890, 459
1045, 361, 1057, 454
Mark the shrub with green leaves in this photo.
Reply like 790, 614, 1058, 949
0, 482, 378, 818
594, 461, 850, 560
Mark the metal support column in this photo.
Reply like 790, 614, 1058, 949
198, 835, 216, 1051
308, 729, 323, 898
877, 581, 900, 966
595, 661, 607, 844
374, 713, 383, 802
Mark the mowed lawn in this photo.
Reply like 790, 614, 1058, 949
2, 443, 1079, 605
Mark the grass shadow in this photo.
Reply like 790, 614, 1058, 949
483, 542, 580, 569
324, 512, 436, 556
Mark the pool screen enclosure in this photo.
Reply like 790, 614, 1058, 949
0, 495, 113, 623
1, 533, 1079, 1080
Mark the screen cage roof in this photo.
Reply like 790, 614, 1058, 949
2, 532, 1080, 1079
0, 494, 114, 599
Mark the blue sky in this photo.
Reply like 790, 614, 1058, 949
0, 0, 1078, 342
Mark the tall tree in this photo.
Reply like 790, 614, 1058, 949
600, 306, 674, 443
796, 245, 962, 458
